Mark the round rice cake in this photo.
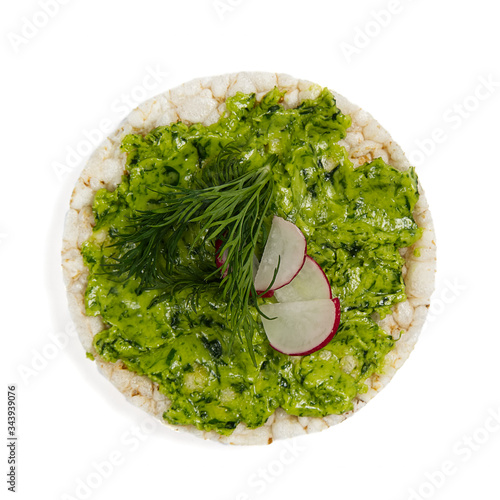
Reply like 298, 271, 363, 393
61, 72, 436, 445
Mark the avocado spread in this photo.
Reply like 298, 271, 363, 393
82, 88, 422, 434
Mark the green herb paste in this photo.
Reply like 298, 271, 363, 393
82, 88, 422, 434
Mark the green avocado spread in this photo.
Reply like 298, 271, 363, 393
82, 87, 422, 434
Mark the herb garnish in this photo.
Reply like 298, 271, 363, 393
103, 145, 277, 362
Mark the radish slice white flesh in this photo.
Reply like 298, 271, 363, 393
252, 254, 259, 281
254, 216, 307, 294
254, 256, 274, 297
274, 256, 332, 302
260, 298, 340, 356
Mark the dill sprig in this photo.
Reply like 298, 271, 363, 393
103, 146, 277, 362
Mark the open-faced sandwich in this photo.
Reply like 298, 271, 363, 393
62, 72, 436, 445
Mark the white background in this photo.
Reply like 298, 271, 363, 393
2, 1, 499, 499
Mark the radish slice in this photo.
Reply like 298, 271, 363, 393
274, 256, 332, 302
254, 216, 307, 294
215, 239, 228, 278
260, 298, 341, 356
253, 255, 274, 297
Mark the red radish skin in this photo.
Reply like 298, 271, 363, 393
215, 239, 228, 278
269, 298, 341, 356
